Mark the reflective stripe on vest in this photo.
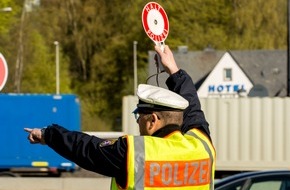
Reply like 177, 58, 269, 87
112, 130, 215, 190
185, 129, 216, 190
133, 136, 145, 189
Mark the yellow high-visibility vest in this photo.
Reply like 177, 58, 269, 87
111, 128, 216, 190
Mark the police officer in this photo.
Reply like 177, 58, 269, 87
25, 45, 215, 190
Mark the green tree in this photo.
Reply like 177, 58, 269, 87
229, 0, 287, 49
0, 0, 17, 36
21, 29, 71, 93
0, 0, 19, 92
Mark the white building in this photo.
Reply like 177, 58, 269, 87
148, 48, 287, 97
197, 52, 253, 98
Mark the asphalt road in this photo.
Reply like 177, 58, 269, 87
0, 169, 112, 190
0, 177, 111, 190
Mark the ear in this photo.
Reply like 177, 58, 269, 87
148, 113, 159, 130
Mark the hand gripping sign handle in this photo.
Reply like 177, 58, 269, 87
155, 41, 165, 52
155, 41, 165, 73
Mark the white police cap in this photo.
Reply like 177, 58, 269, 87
134, 84, 189, 112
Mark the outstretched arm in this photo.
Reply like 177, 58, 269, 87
24, 124, 128, 178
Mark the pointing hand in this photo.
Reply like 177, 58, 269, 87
24, 128, 46, 145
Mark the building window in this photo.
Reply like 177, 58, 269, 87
223, 68, 232, 81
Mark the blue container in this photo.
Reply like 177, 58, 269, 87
0, 94, 81, 175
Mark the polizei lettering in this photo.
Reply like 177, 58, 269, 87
147, 29, 169, 42
144, 2, 161, 12
144, 159, 210, 187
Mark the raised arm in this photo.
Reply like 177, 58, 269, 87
155, 45, 210, 138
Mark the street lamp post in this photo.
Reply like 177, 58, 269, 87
288, 0, 290, 96
133, 41, 138, 95
0, 7, 12, 12
54, 41, 60, 95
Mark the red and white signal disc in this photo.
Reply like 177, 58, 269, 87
142, 2, 169, 44
0, 53, 8, 91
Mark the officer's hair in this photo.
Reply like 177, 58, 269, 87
158, 111, 183, 126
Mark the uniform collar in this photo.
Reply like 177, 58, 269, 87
152, 124, 181, 137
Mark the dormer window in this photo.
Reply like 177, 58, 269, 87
223, 68, 232, 81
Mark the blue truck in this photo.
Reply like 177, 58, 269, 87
0, 93, 81, 177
